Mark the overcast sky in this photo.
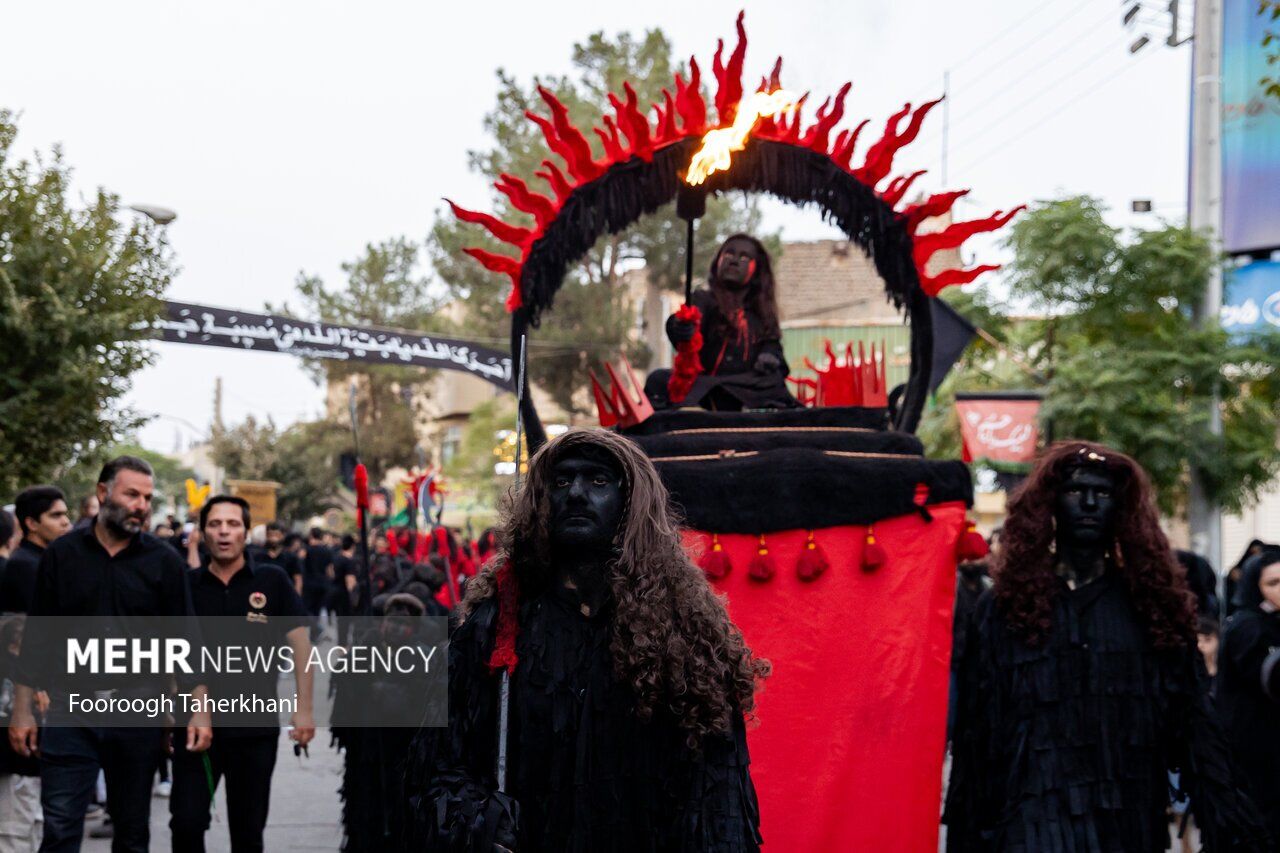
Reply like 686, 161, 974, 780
2, 0, 1193, 453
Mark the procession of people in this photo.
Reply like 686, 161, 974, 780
2, 226, 1278, 850
4, 3, 1280, 850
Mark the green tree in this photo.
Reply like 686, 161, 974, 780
1262, 1, 1280, 99
0, 110, 175, 497
924, 196, 1280, 514
209, 416, 345, 521
285, 238, 445, 480
51, 443, 195, 513
442, 399, 518, 510
431, 27, 777, 414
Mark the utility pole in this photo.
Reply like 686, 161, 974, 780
1187, 0, 1223, 570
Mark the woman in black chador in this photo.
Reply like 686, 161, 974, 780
945, 441, 1267, 852
406, 429, 768, 852
645, 234, 797, 411
1219, 546, 1280, 843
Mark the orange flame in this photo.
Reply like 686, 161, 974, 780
685, 89, 798, 185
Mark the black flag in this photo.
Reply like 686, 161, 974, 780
929, 297, 977, 393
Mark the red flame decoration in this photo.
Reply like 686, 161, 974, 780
449, 11, 1021, 312
789, 340, 888, 409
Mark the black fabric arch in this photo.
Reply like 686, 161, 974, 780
512, 136, 932, 447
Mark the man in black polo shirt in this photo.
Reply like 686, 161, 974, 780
8, 456, 213, 853
171, 496, 314, 853
1, 486, 73, 615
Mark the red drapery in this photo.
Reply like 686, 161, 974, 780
684, 501, 964, 852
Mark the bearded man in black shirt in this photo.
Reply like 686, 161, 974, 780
9, 456, 212, 853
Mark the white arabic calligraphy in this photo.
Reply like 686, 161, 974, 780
151, 307, 512, 386
965, 412, 1034, 454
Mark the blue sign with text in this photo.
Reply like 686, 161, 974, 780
1222, 261, 1280, 336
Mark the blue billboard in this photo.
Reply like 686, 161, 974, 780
1222, 260, 1280, 335
1221, 0, 1280, 254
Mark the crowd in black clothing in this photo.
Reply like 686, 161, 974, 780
950, 532, 1280, 851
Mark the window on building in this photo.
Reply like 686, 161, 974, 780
442, 425, 463, 465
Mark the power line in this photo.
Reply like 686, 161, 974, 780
937, 0, 1103, 99
915, 5, 1123, 152
907, 0, 1063, 101
950, 44, 1161, 176
944, 32, 1129, 162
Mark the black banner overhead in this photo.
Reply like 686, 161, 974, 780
150, 301, 514, 391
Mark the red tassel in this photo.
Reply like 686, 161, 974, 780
862, 526, 886, 572
385, 529, 399, 557
487, 560, 520, 673
748, 534, 776, 582
796, 530, 830, 581
698, 533, 733, 580
667, 304, 704, 404
956, 520, 990, 561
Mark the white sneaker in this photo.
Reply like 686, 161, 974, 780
155, 781, 172, 798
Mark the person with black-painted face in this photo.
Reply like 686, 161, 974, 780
945, 442, 1267, 852
645, 234, 797, 412
409, 429, 767, 852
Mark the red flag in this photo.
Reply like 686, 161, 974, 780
954, 393, 1041, 470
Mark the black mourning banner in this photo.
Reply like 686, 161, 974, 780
151, 301, 514, 391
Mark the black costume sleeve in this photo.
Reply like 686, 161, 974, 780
1224, 616, 1280, 705
405, 599, 516, 851
941, 597, 993, 852
679, 711, 762, 852
1169, 648, 1271, 851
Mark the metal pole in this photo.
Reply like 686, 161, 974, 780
1188, 0, 1223, 573
496, 332, 527, 793
684, 217, 695, 305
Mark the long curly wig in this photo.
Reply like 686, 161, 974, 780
708, 233, 782, 340
994, 440, 1196, 649
462, 429, 769, 747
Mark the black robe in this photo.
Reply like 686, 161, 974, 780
407, 586, 761, 852
945, 572, 1267, 852
646, 288, 796, 412
1218, 607, 1280, 842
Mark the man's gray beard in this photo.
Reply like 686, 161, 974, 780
101, 502, 143, 537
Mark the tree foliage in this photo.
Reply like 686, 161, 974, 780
209, 416, 345, 522
283, 238, 445, 480
0, 110, 175, 498
1262, 1, 1280, 100
430, 27, 777, 414
442, 398, 518, 511
922, 196, 1280, 514
51, 443, 195, 514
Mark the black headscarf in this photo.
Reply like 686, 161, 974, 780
1232, 545, 1280, 610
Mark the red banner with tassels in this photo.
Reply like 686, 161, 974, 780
683, 501, 966, 853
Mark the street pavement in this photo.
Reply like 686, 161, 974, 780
82, 730, 344, 852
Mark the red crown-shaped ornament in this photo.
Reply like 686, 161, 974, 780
590, 357, 654, 429
789, 340, 887, 408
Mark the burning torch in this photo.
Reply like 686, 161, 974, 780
668, 88, 797, 404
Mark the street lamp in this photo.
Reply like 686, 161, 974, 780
128, 204, 177, 226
